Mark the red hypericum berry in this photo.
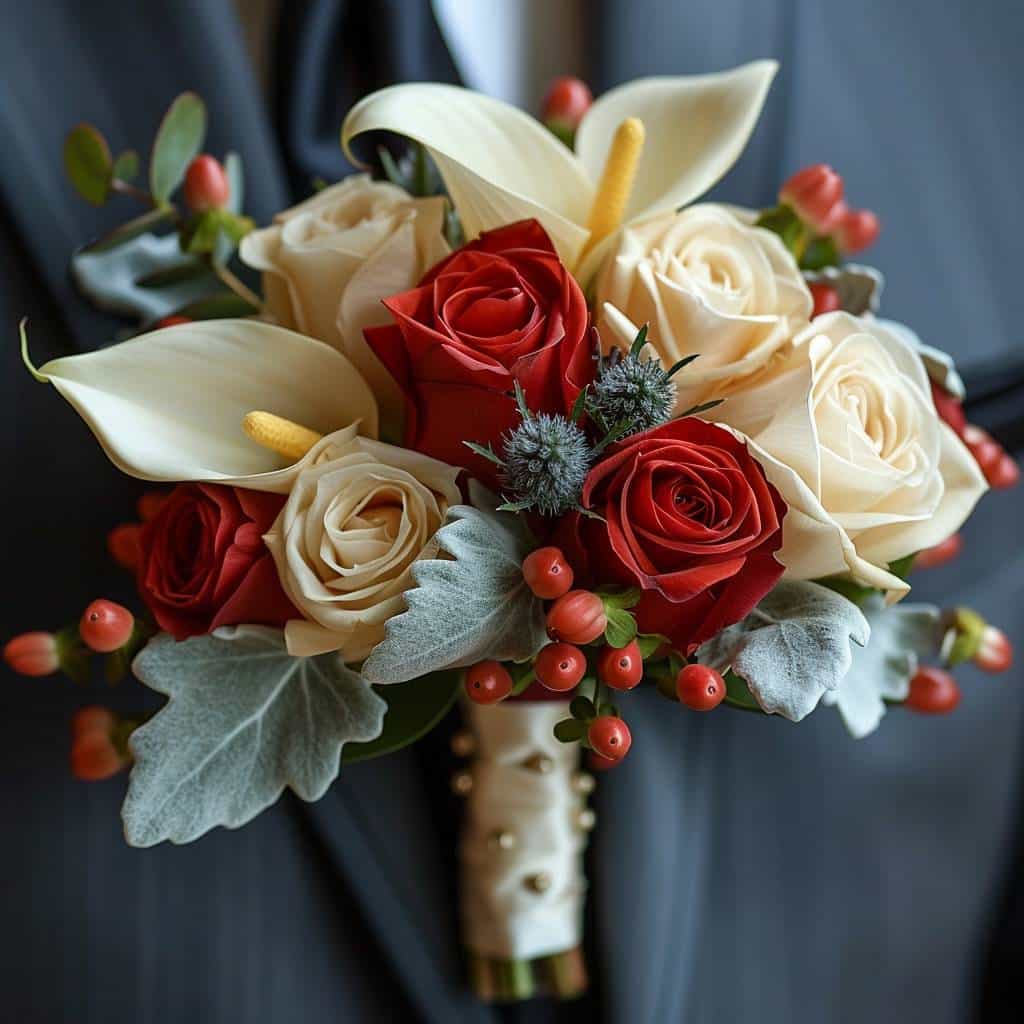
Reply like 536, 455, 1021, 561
975, 625, 1013, 673
137, 491, 168, 522
809, 282, 841, 318
675, 664, 726, 711
79, 600, 135, 654
541, 77, 593, 135
962, 425, 1003, 478
836, 208, 880, 253
155, 315, 192, 329
915, 533, 963, 570
463, 660, 514, 704
587, 716, 632, 762
183, 154, 230, 213
989, 452, 1020, 491
930, 381, 968, 437
905, 666, 961, 714
522, 546, 574, 600
588, 751, 619, 772
597, 640, 643, 691
779, 164, 845, 233
534, 642, 587, 692
107, 523, 142, 570
70, 730, 125, 781
72, 706, 117, 739
546, 590, 607, 645
3, 631, 59, 677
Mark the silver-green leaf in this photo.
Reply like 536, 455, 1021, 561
361, 482, 547, 684
696, 581, 870, 722
123, 627, 386, 847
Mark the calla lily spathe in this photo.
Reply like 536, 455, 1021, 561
33, 319, 378, 492
341, 61, 778, 281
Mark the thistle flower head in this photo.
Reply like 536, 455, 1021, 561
501, 412, 592, 516
591, 351, 677, 434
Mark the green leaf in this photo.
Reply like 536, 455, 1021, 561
81, 207, 178, 254
378, 145, 407, 188
680, 398, 724, 417
664, 353, 700, 379
150, 91, 207, 203
136, 260, 211, 289
463, 440, 506, 466
112, 149, 140, 183
181, 210, 222, 254
569, 384, 590, 425
343, 670, 460, 763
223, 151, 244, 213
722, 670, 762, 712
64, 123, 113, 205
888, 553, 916, 580
696, 581, 870, 722
172, 290, 258, 320
604, 606, 638, 649
569, 696, 596, 720
800, 235, 841, 271
816, 575, 877, 606
124, 627, 386, 846
628, 323, 649, 358
361, 482, 548, 684
597, 702, 620, 718
554, 719, 586, 743
599, 587, 642, 610
635, 632, 669, 659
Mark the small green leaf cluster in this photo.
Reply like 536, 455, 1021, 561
755, 202, 840, 271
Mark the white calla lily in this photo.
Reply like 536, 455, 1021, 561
33, 319, 378, 492
341, 61, 778, 279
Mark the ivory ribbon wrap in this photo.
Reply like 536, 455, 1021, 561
459, 699, 590, 961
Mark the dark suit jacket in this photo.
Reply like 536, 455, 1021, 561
2, 2, 1022, 1021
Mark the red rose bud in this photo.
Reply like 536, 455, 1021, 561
779, 164, 845, 233
463, 660, 514, 704
183, 154, 230, 213
835, 208, 880, 254
3, 631, 59, 677
534, 642, 588, 692
541, 76, 593, 138
905, 666, 961, 714
915, 533, 963, 570
155, 315, 192, 329
675, 664, 726, 711
597, 640, 643, 691
72, 706, 117, 739
522, 546, 574, 600
809, 282, 842, 318
975, 625, 1013, 673
107, 523, 142, 570
587, 715, 632, 762
79, 600, 135, 653
930, 381, 967, 437
546, 590, 607, 645
70, 729, 126, 782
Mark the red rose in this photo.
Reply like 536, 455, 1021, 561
555, 419, 786, 654
364, 219, 594, 479
138, 484, 296, 640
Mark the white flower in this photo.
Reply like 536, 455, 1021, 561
595, 204, 812, 412
263, 425, 462, 659
341, 62, 778, 280
240, 175, 449, 436
714, 312, 987, 596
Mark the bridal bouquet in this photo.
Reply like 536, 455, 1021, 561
7, 61, 1017, 1002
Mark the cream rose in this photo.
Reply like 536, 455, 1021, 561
263, 425, 461, 659
595, 203, 812, 412
714, 312, 987, 596
239, 175, 450, 437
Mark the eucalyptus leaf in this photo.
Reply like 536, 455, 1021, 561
343, 670, 460, 764
64, 123, 112, 205
72, 232, 218, 322
696, 581, 870, 722
123, 627, 385, 847
150, 92, 207, 203
361, 482, 547, 684
822, 595, 940, 738
112, 149, 140, 183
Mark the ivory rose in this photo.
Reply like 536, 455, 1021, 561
595, 204, 812, 412
263, 425, 461, 660
713, 312, 987, 596
239, 176, 450, 436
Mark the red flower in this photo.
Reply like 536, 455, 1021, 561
138, 484, 296, 640
555, 419, 786, 654
364, 219, 594, 480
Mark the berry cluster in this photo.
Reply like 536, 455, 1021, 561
462, 545, 732, 767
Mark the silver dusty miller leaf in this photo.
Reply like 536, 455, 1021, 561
822, 594, 940, 738
697, 580, 870, 722
123, 626, 386, 847
804, 262, 883, 317
361, 481, 547, 684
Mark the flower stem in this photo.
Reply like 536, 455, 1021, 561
211, 261, 262, 311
